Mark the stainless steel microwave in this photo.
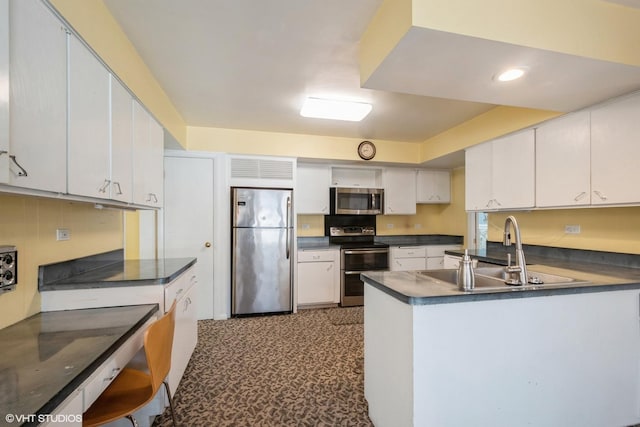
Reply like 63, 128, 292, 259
330, 187, 384, 215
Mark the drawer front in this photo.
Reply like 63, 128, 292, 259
425, 244, 461, 257
165, 269, 196, 309
82, 316, 153, 410
392, 246, 426, 258
298, 250, 337, 263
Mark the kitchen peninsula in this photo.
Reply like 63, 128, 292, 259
362, 264, 640, 427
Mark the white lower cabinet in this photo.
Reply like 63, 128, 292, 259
391, 245, 462, 271
165, 271, 198, 395
390, 246, 426, 271
297, 249, 340, 306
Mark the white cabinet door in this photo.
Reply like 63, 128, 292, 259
298, 261, 336, 304
164, 156, 214, 320
168, 276, 197, 396
416, 169, 451, 204
491, 130, 535, 209
465, 130, 534, 211
67, 34, 110, 199
535, 112, 591, 208
8, 0, 67, 192
132, 101, 163, 206
297, 163, 330, 214
0, 0, 7, 183
443, 254, 461, 269
383, 168, 416, 215
391, 257, 426, 271
110, 76, 133, 203
591, 93, 640, 205
297, 249, 339, 305
465, 142, 493, 211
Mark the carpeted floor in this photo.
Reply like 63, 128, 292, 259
153, 307, 373, 427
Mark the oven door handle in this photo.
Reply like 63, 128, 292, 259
344, 271, 365, 275
343, 249, 389, 255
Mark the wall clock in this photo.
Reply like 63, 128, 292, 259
357, 140, 376, 160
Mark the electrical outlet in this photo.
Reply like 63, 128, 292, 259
56, 228, 70, 241
564, 225, 581, 234
386, 223, 394, 229
414, 223, 422, 229
301, 223, 310, 230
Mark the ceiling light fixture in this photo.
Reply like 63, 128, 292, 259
300, 97, 372, 122
495, 67, 527, 82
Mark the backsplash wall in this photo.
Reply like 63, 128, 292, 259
0, 194, 123, 329
488, 207, 640, 255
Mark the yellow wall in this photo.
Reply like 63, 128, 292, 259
420, 106, 560, 162
48, 0, 188, 147
488, 208, 640, 255
187, 126, 422, 164
0, 194, 123, 328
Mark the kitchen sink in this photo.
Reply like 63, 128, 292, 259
417, 266, 590, 292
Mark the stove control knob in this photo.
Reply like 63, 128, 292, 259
3, 254, 14, 266
3, 270, 13, 283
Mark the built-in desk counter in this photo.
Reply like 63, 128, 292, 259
0, 304, 158, 426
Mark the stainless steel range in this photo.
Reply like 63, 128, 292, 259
326, 216, 389, 306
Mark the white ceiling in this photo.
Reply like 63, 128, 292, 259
103, 0, 640, 165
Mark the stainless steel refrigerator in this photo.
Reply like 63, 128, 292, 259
231, 187, 293, 316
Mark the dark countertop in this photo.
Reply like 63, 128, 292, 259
39, 249, 196, 291
0, 304, 159, 426
363, 243, 640, 305
362, 265, 640, 306
297, 234, 463, 250
374, 234, 463, 246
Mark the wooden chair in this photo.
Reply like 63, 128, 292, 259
83, 300, 179, 427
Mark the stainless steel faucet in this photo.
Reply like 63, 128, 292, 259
503, 215, 528, 285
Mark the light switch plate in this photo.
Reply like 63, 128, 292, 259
56, 228, 70, 241
564, 225, 581, 234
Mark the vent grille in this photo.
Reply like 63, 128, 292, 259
230, 158, 293, 180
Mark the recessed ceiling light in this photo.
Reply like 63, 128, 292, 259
300, 97, 372, 122
495, 67, 527, 82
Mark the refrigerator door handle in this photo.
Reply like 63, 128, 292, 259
286, 196, 291, 259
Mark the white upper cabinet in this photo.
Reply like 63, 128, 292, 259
110, 76, 133, 203
0, 0, 8, 183
416, 169, 450, 204
535, 111, 591, 208
6, 0, 67, 192
67, 34, 111, 199
383, 167, 416, 215
297, 163, 330, 214
590, 92, 640, 205
466, 129, 535, 211
331, 166, 382, 188
132, 100, 163, 207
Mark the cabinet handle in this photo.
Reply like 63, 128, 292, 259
326, 264, 333, 272
98, 179, 111, 193
113, 182, 123, 195
494, 199, 502, 207
205, 242, 212, 248
0, 150, 7, 156
190, 275, 197, 283
485, 200, 493, 208
104, 367, 121, 381
9, 155, 28, 177
395, 260, 402, 266
593, 190, 608, 201
574, 191, 586, 201
146, 193, 158, 203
